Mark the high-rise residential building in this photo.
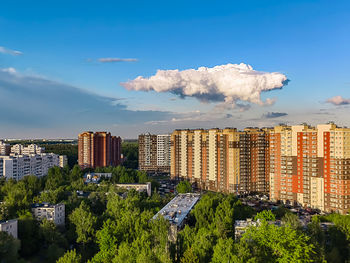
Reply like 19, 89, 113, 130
269, 123, 350, 214
170, 128, 269, 194
0, 153, 60, 180
78, 131, 121, 169
138, 133, 170, 173
0, 141, 11, 156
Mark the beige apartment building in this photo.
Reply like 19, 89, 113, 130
170, 128, 269, 194
171, 123, 350, 214
269, 123, 350, 214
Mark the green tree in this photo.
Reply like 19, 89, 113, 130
211, 238, 235, 263
254, 210, 276, 222
176, 181, 192, 193
0, 231, 21, 263
282, 213, 302, 230
181, 247, 200, 263
56, 249, 81, 263
69, 201, 97, 244
18, 211, 40, 257
45, 166, 65, 190
236, 221, 317, 262
121, 142, 138, 169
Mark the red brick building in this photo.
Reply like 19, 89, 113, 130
78, 131, 121, 169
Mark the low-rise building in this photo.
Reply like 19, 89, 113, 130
152, 193, 201, 242
153, 193, 200, 227
84, 172, 112, 184
0, 219, 18, 239
31, 203, 65, 226
234, 218, 282, 240
115, 182, 152, 196
234, 219, 259, 240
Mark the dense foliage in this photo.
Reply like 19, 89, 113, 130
176, 181, 192, 193
1, 165, 350, 262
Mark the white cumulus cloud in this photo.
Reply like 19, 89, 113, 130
326, 96, 350, 106
121, 63, 288, 107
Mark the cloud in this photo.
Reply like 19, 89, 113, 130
0, 46, 22, 56
326, 96, 350, 106
98, 58, 138, 63
262, 112, 288, 118
0, 68, 173, 137
121, 63, 288, 108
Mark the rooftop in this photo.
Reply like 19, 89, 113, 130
152, 193, 200, 227
31, 202, 63, 208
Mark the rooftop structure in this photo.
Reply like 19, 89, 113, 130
152, 193, 200, 228
115, 182, 152, 197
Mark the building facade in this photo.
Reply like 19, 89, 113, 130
78, 131, 122, 169
32, 203, 65, 226
11, 144, 44, 155
138, 133, 170, 173
171, 124, 350, 214
0, 219, 18, 239
0, 141, 11, 156
0, 153, 60, 180
268, 123, 350, 214
59, 155, 68, 168
171, 128, 269, 194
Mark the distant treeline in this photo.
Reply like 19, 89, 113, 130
42, 144, 78, 168
6, 140, 77, 146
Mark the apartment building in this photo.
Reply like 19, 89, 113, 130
0, 219, 18, 239
11, 144, 44, 155
138, 133, 170, 173
269, 123, 350, 214
59, 155, 68, 168
0, 141, 11, 156
170, 128, 269, 194
0, 153, 60, 180
78, 131, 122, 169
31, 203, 65, 226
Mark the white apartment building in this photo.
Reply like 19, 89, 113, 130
11, 144, 44, 155
0, 219, 18, 239
157, 135, 171, 167
32, 203, 65, 226
0, 153, 60, 180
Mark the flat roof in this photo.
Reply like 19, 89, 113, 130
152, 193, 200, 227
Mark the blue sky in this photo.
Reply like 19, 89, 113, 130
0, 0, 349, 138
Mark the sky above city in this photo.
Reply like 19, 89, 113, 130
0, 0, 349, 139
